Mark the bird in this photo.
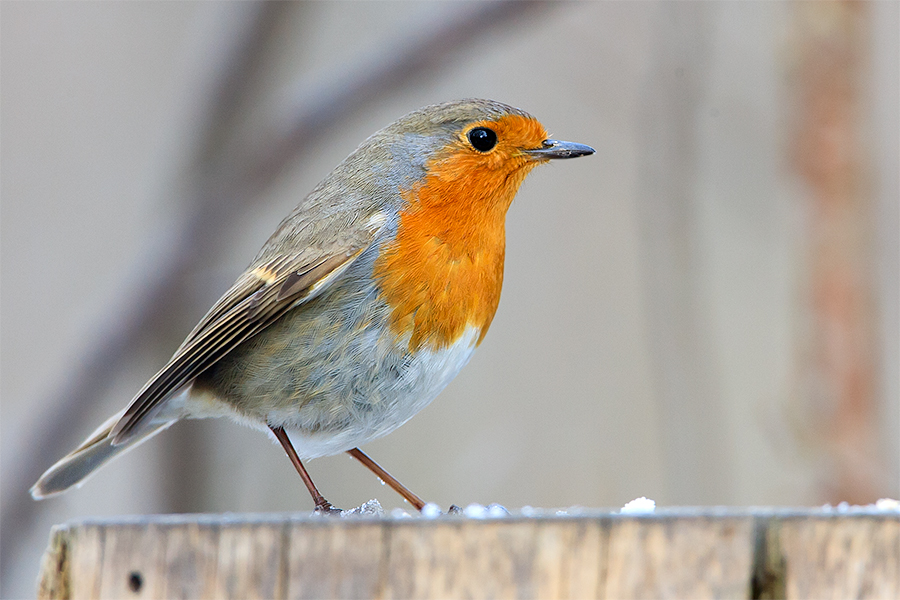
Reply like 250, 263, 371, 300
31, 99, 594, 512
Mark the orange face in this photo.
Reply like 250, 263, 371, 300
374, 114, 549, 351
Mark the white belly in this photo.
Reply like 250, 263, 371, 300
281, 325, 479, 457
187, 326, 480, 459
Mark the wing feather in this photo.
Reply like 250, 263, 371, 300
110, 247, 366, 444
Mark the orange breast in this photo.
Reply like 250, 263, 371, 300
373, 114, 546, 351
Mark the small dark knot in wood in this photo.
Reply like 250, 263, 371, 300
128, 571, 142, 593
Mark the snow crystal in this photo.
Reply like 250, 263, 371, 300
340, 499, 384, 517
421, 502, 442, 519
821, 498, 900, 513
875, 498, 900, 512
620, 497, 656, 514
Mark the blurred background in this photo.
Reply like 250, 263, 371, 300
2, 1, 897, 596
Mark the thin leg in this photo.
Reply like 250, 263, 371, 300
270, 425, 339, 513
347, 447, 426, 511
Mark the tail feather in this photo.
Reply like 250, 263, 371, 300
30, 409, 176, 499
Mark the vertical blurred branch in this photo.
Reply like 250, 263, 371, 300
0, 2, 287, 585
871, 0, 900, 494
635, 3, 733, 504
787, 2, 885, 503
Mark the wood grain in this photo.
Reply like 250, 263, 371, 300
35, 509, 899, 600
286, 519, 386, 600
604, 515, 753, 599
777, 515, 900, 600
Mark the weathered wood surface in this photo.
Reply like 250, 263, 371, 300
36, 508, 899, 599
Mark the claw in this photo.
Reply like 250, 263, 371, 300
314, 500, 343, 515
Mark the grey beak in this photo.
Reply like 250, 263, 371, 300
527, 139, 595, 160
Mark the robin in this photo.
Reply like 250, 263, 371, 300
31, 99, 594, 512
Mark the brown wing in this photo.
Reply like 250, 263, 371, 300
110, 247, 366, 445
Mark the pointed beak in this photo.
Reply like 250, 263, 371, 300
526, 139, 595, 160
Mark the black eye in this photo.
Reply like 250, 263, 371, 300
467, 127, 497, 152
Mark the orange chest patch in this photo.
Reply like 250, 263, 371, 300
373, 208, 505, 352
373, 114, 545, 351
373, 133, 543, 350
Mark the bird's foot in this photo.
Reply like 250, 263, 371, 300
314, 500, 343, 515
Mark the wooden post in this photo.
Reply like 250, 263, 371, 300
36, 508, 899, 599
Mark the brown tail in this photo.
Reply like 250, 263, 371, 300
30, 409, 175, 499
